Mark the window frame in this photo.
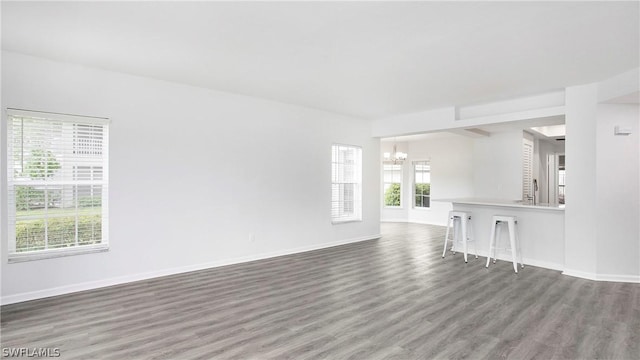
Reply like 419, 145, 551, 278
413, 160, 431, 209
382, 161, 403, 208
331, 144, 362, 224
6, 108, 110, 262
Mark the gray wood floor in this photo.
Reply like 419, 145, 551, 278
2, 222, 639, 359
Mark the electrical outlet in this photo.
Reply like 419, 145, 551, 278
249, 233, 255, 242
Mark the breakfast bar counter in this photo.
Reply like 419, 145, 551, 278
437, 198, 565, 211
434, 198, 565, 271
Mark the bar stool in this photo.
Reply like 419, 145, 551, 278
486, 215, 524, 273
442, 211, 477, 263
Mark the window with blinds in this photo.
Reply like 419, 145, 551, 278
331, 144, 362, 223
6, 109, 109, 260
383, 163, 402, 207
413, 161, 431, 208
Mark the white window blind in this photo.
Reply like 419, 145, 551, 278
383, 162, 402, 207
558, 154, 566, 205
331, 144, 362, 223
7, 109, 109, 260
413, 161, 431, 208
523, 138, 533, 201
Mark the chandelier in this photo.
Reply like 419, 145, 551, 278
383, 142, 407, 163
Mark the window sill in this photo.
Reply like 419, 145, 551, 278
384, 206, 403, 209
413, 207, 432, 211
8, 244, 109, 263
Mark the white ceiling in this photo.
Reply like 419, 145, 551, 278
2, 2, 638, 119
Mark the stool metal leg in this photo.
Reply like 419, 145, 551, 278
508, 219, 518, 273
516, 221, 524, 269
462, 215, 468, 263
442, 215, 452, 258
452, 218, 458, 255
469, 216, 478, 259
493, 222, 501, 264
486, 219, 496, 268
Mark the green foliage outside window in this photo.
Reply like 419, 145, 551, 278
384, 183, 401, 206
415, 183, 431, 208
15, 150, 61, 211
14, 149, 103, 252
15, 215, 102, 252
23, 149, 60, 178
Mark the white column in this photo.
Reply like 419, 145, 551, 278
563, 83, 599, 278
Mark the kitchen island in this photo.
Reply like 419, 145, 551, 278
435, 198, 565, 271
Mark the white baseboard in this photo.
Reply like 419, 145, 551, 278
408, 219, 448, 227
562, 269, 640, 283
451, 248, 639, 283
469, 249, 564, 272
522, 258, 564, 272
382, 219, 449, 226
594, 273, 640, 283
1, 233, 382, 305
562, 269, 598, 281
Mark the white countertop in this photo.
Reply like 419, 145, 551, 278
433, 198, 565, 211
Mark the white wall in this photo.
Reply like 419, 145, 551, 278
372, 107, 456, 138
458, 91, 565, 119
565, 83, 640, 281
1, 52, 380, 303
596, 104, 640, 278
472, 131, 523, 200
407, 136, 474, 225
598, 67, 640, 103
564, 83, 599, 278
